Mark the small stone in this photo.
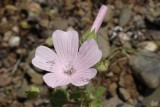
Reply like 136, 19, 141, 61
137, 41, 158, 52
144, 30, 160, 40
7, 53, 17, 65
20, 21, 30, 29
45, 37, 53, 47
117, 103, 134, 107
102, 96, 122, 107
24, 102, 34, 107
3, 31, 12, 42
39, 19, 49, 28
115, 0, 123, 9
16, 48, 27, 55
28, 2, 42, 13
109, 82, 118, 96
12, 26, 19, 33
9, 36, 21, 47
106, 72, 114, 77
119, 7, 132, 27
0, 73, 12, 86
119, 88, 131, 101
118, 32, 130, 43
52, 17, 68, 30
10, 101, 22, 107
144, 42, 158, 52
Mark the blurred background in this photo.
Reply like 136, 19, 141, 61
0, 0, 160, 107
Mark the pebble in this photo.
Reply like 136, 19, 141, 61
118, 32, 130, 43
117, 103, 134, 107
137, 41, 158, 52
119, 88, 131, 101
39, 19, 49, 28
28, 2, 42, 13
102, 96, 122, 107
109, 82, 118, 96
12, 26, 19, 33
129, 50, 160, 89
119, 7, 132, 27
9, 36, 21, 47
0, 73, 12, 86
52, 17, 68, 30
3, 31, 12, 42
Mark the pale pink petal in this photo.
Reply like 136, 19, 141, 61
71, 68, 97, 86
43, 72, 70, 88
74, 39, 102, 71
91, 5, 108, 33
52, 30, 79, 65
32, 46, 57, 72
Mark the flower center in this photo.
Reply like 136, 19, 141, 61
63, 64, 75, 75
64, 67, 75, 75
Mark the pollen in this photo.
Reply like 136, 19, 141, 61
64, 68, 76, 75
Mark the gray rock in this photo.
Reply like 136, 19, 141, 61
102, 96, 122, 107
144, 86, 160, 106
129, 50, 160, 89
98, 28, 111, 58
117, 103, 134, 107
119, 88, 131, 101
119, 7, 132, 27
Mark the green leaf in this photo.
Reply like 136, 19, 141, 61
49, 89, 68, 107
70, 91, 81, 103
95, 60, 110, 72
95, 86, 106, 98
90, 100, 102, 107
81, 29, 97, 43
25, 85, 40, 100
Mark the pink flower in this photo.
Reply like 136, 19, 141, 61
32, 30, 102, 88
91, 5, 108, 33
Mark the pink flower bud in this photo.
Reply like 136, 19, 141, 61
91, 5, 108, 33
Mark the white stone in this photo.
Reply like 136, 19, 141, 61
9, 36, 20, 47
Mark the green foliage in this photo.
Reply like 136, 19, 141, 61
95, 86, 106, 98
70, 90, 81, 103
81, 29, 97, 43
89, 86, 106, 107
49, 89, 68, 107
90, 100, 102, 107
85, 84, 106, 107
95, 59, 110, 72
25, 85, 40, 100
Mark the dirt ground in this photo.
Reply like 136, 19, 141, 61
0, 0, 160, 107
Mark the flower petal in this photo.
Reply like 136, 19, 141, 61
71, 68, 97, 86
74, 39, 102, 71
32, 46, 57, 72
43, 73, 70, 88
52, 30, 79, 65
